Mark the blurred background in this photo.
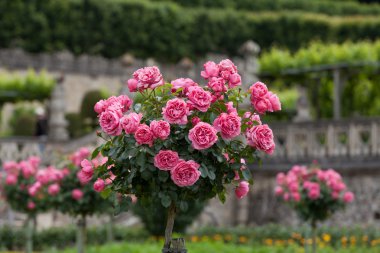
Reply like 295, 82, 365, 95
0, 0, 380, 252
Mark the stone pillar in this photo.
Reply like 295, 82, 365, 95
293, 86, 312, 122
239, 40, 260, 88
48, 75, 69, 142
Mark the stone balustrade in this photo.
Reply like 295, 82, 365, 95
261, 117, 380, 170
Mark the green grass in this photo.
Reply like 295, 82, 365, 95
43, 241, 380, 253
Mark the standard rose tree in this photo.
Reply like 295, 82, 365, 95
275, 165, 354, 253
87, 59, 281, 251
1, 157, 65, 253
56, 147, 113, 253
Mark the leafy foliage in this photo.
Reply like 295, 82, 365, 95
9, 104, 37, 136
0, 69, 55, 104
132, 198, 205, 236
1, 0, 380, 61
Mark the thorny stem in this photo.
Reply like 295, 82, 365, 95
164, 203, 177, 249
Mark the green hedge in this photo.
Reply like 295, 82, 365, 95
258, 40, 380, 118
1, 0, 380, 61
0, 69, 55, 104
153, 0, 380, 16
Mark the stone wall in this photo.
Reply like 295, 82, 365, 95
195, 170, 380, 228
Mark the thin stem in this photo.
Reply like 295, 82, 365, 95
77, 215, 87, 253
164, 203, 176, 249
25, 215, 34, 253
311, 220, 317, 253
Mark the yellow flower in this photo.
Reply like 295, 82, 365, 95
213, 234, 222, 241
224, 234, 232, 241
239, 236, 248, 243
322, 233, 331, 242
191, 236, 199, 242
264, 238, 273, 246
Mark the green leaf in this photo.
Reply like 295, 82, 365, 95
136, 151, 146, 167
158, 170, 169, 182
199, 165, 208, 178
161, 195, 172, 208
141, 170, 152, 180
207, 170, 216, 180
100, 188, 112, 199
91, 146, 102, 159
179, 201, 189, 212
218, 191, 226, 203
242, 169, 252, 180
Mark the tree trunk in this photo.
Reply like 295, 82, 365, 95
25, 215, 34, 253
164, 203, 176, 249
77, 215, 87, 253
311, 220, 317, 253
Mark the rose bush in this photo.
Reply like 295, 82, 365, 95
87, 61, 281, 249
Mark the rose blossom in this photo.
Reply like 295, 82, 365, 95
162, 98, 189, 125
343, 191, 354, 203
154, 150, 180, 170
48, 183, 60, 196
134, 124, 154, 146
188, 122, 218, 150
27, 201, 36, 210
186, 86, 212, 112
235, 181, 249, 199
292, 192, 301, 202
120, 113, 142, 134
218, 59, 237, 80
207, 77, 227, 93
213, 113, 241, 140
127, 78, 138, 92
252, 97, 272, 114
275, 186, 283, 196
201, 61, 219, 79
243, 112, 262, 126
171, 78, 197, 94
94, 100, 108, 114
266, 91, 281, 111
150, 120, 170, 140
228, 73, 241, 88
249, 82, 268, 99
19, 161, 36, 179
171, 160, 201, 187
28, 156, 41, 169
5, 174, 17, 185
72, 189, 84, 201
132, 66, 164, 90
226, 102, 238, 115
191, 117, 201, 126
246, 124, 275, 154
3, 161, 19, 175
99, 109, 122, 136
93, 178, 105, 192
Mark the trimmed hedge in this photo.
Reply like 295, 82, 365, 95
1, 0, 380, 61
153, 0, 380, 16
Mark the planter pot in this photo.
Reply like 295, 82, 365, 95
162, 238, 187, 253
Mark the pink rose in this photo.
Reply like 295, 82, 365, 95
150, 120, 170, 140
133, 66, 164, 90
171, 78, 197, 94
48, 183, 60, 196
226, 102, 237, 115
331, 191, 340, 199
201, 61, 219, 79
246, 124, 275, 154
308, 189, 320, 200
275, 186, 283, 196
99, 109, 122, 136
78, 159, 94, 184
162, 98, 189, 125
266, 91, 281, 111
213, 113, 241, 140
72, 189, 84, 201
229, 73, 241, 88
211, 93, 224, 103
343, 191, 354, 203
94, 100, 108, 114
127, 78, 138, 92
170, 160, 201, 187
120, 113, 143, 134
283, 192, 290, 201
19, 161, 36, 179
218, 59, 237, 80
28, 156, 41, 169
5, 174, 17, 185
93, 178, 105, 192
117, 95, 133, 113
276, 173, 286, 185
249, 82, 268, 99
154, 150, 180, 170
235, 181, 249, 199
188, 122, 218, 150
207, 77, 227, 93
27, 201, 36, 210
81, 159, 94, 174
292, 192, 301, 202
243, 112, 261, 126
134, 124, 154, 146
191, 117, 201, 126
252, 97, 272, 114
186, 86, 212, 112
3, 161, 19, 175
